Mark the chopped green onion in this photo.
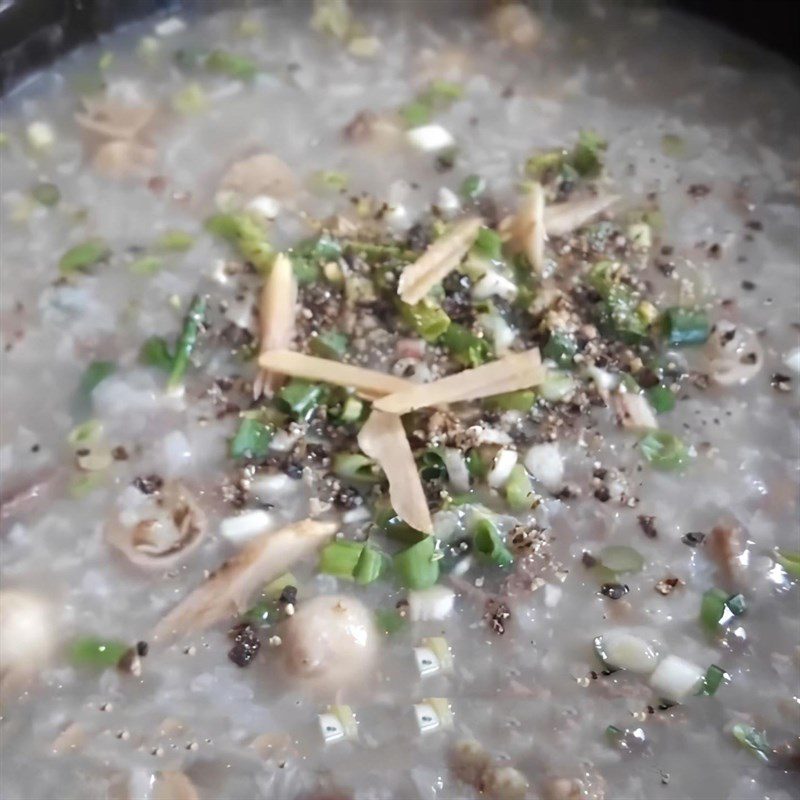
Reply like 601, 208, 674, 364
230, 418, 274, 460
68, 419, 103, 447
731, 724, 771, 763
418, 449, 447, 482
639, 430, 689, 471
291, 255, 321, 285
484, 389, 536, 412
172, 82, 208, 114
524, 149, 565, 182
393, 536, 440, 590
420, 79, 463, 106
278, 380, 324, 421
353, 545, 386, 585
570, 130, 607, 178
459, 174, 486, 201
167, 294, 207, 393
538, 371, 575, 402
696, 664, 730, 696
59, 239, 111, 275
700, 588, 745, 634
243, 598, 279, 626
69, 636, 129, 669
465, 448, 488, 479
442, 323, 491, 367
296, 233, 342, 262
399, 300, 451, 343
374, 503, 427, 544
310, 330, 348, 360
774, 548, 800, 577
206, 49, 257, 81
661, 307, 710, 346
140, 336, 173, 371
726, 593, 746, 616
69, 472, 106, 499
542, 332, 578, 368
660, 133, 686, 159
376, 608, 407, 635
79, 360, 116, 397
31, 181, 60, 206
472, 518, 514, 568
263, 572, 297, 599
646, 385, 676, 414
310, 169, 349, 193
598, 545, 645, 574
319, 540, 364, 579
130, 255, 163, 275
158, 229, 195, 252
206, 213, 273, 272
473, 227, 503, 261
505, 464, 534, 511
400, 101, 431, 128
333, 452, 381, 484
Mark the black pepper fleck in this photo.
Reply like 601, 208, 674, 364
600, 583, 629, 600
637, 514, 658, 538
681, 531, 705, 547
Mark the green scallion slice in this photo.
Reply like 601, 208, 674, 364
484, 389, 536, 412
31, 181, 60, 207
310, 331, 348, 361
472, 518, 514, 568
140, 336, 173, 371
598, 545, 645, 574
639, 430, 689, 471
473, 227, 503, 261
69, 636, 129, 669
353, 545, 386, 585
158, 229, 195, 252
319, 540, 364, 579
442, 323, 491, 367
505, 464, 534, 512
460, 174, 486, 200
393, 535, 440, 590
59, 239, 111, 275
542, 331, 578, 368
278, 380, 324, 421
731, 724, 771, 763
399, 300, 451, 343
696, 664, 730, 696
773, 548, 800, 577
206, 49, 257, 81
332, 452, 381, 484
167, 294, 207, 393
661, 307, 711, 347
645, 385, 676, 414
78, 360, 116, 398
230, 418, 274, 460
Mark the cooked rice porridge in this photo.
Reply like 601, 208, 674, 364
0, 2, 799, 799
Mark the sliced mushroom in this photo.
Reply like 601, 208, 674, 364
0, 589, 54, 698
219, 152, 298, 203
92, 139, 157, 179
106, 482, 206, 570
280, 594, 378, 694
706, 320, 764, 385
75, 97, 157, 141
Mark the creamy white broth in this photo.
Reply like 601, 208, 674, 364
1, 2, 799, 799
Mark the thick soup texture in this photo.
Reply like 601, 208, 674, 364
0, 2, 799, 799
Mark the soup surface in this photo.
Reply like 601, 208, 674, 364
1, 2, 799, 799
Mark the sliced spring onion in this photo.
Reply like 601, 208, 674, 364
206, 212, 273, 272
473, 227, 503, 260
69, 636, 129, 669
700, 588, 733, 633
158, 229, 195, 252
400, 101, 431, 128
130, 254, 163, 275
167, 294, 207, 393
646, 385, 676, 414
243, 598, 279, 626
278, 380, 324, 421
472, 518, 514, 568
598, 545, 645, 574
542, 331, 578, 368
333, 452, 381, 484
68, 419, 103, 447
484, 389, 536, 412
310, 169, 349, 192
774, 548, 800, 577
172, 82, 208, 114
230, 418, 274, 460
59, 239, 111, 275
375, 608, 407, 635
726, 593, 746, 616
661, 307, 710, 346
442, 323, 491, 367
310, 330, 348, 360
319, 540, 364, 579
140, 336, 173, 371
538, 370, 575, 402
206, 49, 257, 80
418, 449, 447, 481
731, 724, 771, 762
31, 181, 60, 206
263, 572, 297, 599
399, 300, 451, 343
639, 430, 689, 471
505, 464, 534, 512
570, 130, 607, 178
696, 664, 730, 696
374, 504, 427, 545
465, 448, 489, 479
78, 360, 116, 397
393, 536, 440, 590
353, 545, 386, 585
460, 174, 486, 201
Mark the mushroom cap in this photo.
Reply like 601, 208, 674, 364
280, 594, 377, 693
